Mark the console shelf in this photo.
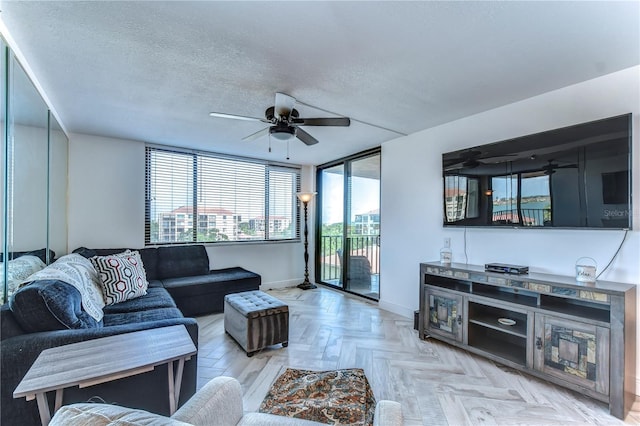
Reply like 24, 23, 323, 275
468, 302, 528, 338
472, 283, 538, 307
539, 294, 610, 323
419, 262, 636, 420
468, 324, 527, 366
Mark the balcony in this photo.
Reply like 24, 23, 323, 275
319, 235, 380, 299
492, 208, 551, 226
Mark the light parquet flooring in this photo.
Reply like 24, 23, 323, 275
195, 286, 640, 426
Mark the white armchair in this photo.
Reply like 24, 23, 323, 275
50, 376, 403, 426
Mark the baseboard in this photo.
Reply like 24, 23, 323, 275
261, 279, 301, 290
378, 299, 413, 319
261, 281, 416, 321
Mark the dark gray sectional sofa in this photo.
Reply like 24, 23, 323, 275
76, 245, 261, 317
1, 244, 260, 426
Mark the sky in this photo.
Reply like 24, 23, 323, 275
492, 175, 550, 200
322, 173, 380, 224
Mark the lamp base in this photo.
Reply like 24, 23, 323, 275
297, 281, 317, 290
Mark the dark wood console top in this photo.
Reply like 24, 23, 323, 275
421, 261, 636, 295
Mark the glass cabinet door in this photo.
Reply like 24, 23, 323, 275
533, 314, 609, 396
424, 286, 464, 343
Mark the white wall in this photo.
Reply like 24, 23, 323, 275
379, 65, 640, 393
67, 133, 310, 288
380, 65, 640, 315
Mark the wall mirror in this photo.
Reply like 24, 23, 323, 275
1, 38, 69, 302
49, 113, 68, 258
10, 51, 49, 255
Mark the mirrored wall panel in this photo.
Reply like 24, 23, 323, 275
0, 38, 69, 302
10, 55, 49, 254
49, 114, 68, 259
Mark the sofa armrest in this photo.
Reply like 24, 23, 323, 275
374, 400, 403, 426
50, 403, 192, 426
172, 376, 244, 425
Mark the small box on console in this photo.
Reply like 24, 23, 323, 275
484, 263, 529, 275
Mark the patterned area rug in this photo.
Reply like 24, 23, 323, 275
259, 368, 376, 425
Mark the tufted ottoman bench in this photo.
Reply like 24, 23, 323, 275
224, 290, 289, 357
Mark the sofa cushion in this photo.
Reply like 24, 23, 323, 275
147, 279, 164, 288
137, 248, 159, 281
157, 245, 209, 279
72, 247, 98, 258
102, 287, 177, 314
74, 247, 160, 281
161, 268, 260, 296
1, 303, 26, 339
9, 280, 102, 332
49, 403, 192, 426
91, 251, 149, 305
162, 267, 261, 316
102, 307, 184, 327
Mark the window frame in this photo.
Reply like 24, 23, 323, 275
145, 145, 301, 246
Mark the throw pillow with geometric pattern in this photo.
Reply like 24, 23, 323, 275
90, 250, 149, 305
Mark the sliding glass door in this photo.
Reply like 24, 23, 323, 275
316, 149, 380, 300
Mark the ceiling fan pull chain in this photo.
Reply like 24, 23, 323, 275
286, 139, 290, 160
268, 134, 272, 153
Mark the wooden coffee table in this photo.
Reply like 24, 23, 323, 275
14, 324, 197, 426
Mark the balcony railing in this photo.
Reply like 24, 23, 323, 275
319, 235, 380, 282
492, 208, 551, 226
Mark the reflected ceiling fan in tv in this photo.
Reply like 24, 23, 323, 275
442, 113, 632, 230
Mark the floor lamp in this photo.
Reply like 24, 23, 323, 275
297, 192, 317, 290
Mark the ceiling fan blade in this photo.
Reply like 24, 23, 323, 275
242, 127, 269, 142
295, 128, 319, 146
292, 117, 350, 127
209, 112, 268, 123
274, 92, 296, 120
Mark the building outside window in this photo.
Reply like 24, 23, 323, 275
145, 146, 301, 244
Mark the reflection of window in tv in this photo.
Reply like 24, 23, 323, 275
466, 179, 479, 218
443, 176, 479, 221
602, 171, 628, 204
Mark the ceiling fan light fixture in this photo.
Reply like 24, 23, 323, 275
269, 126, 296, 141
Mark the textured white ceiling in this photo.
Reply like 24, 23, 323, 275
1, 1, 638, 165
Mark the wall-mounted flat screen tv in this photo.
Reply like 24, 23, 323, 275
442, 113, 632, 229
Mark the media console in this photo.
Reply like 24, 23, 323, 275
418, 261, 636, 419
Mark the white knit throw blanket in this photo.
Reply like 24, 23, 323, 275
22, 253, 105, 322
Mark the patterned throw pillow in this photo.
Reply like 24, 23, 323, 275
91, 250, 149, 305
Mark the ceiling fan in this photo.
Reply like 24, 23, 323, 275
444, 149, 517, 170
541, 159, 578, 175
209, 93, 350, 146
443, 149, 485, 170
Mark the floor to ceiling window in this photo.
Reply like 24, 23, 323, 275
316, 149, 380, 300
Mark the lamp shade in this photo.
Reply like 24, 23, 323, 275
296, 192, 316, 203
